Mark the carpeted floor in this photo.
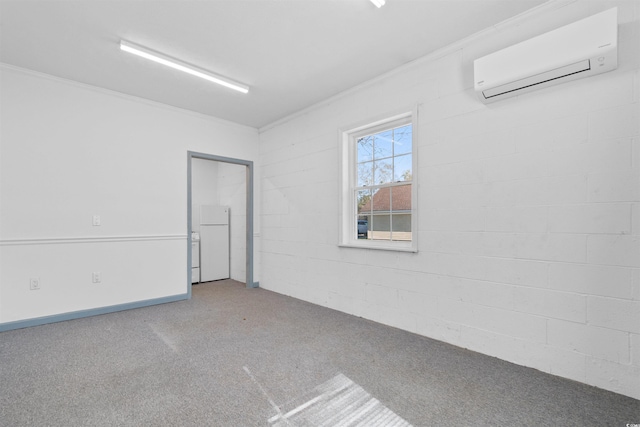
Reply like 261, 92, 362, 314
1, 280, 638, 426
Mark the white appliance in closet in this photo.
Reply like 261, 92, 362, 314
199, 205, 230, 282
191, 232, 200, 284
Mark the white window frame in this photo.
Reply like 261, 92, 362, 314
339, 107, 418, 252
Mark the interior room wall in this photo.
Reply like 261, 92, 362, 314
0, 65, 259, 326
218, 162, 247, 282
191, 158, 220, 233
258, 1, 640, 399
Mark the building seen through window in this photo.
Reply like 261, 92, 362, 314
355, 124, 412, 241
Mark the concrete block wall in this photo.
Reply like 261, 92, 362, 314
259, 1, 640, 399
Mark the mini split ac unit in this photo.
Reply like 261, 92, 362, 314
474, 8, 618, 103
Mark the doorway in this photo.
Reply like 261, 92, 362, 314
187, 151, 255, 297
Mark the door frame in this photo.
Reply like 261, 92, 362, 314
187, 151, 256, 297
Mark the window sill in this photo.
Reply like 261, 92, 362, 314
338, 242, 418, 253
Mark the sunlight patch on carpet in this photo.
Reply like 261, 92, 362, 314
267, 373, 412, 427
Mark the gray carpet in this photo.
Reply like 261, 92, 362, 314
1, 280, 638, 426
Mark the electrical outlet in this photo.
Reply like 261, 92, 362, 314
92, 215, 101, 226
92, 272, 101, 283
30, 278, 40, 290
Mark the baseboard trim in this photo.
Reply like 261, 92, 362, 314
0, 293, 189, 332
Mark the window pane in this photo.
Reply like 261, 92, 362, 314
356, 189, 372, 216
357, 136, 373, 163
391, 214, 412, 241
371, 214, 391, 241
357, 189, 372, 239
357, 216, 369, 239
373, 158, 393, 185
393, 154, 412, 182
374, 130, 393, 159
357, 161, 373, 187
393, 125, 412, 156
390, 184, 411, 212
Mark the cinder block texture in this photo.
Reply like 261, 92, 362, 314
260, 1, 640, 399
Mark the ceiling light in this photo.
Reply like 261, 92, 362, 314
120, 40, 249, 94
369, 0, 385, 8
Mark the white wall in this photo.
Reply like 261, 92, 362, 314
259, 1, 640, 399
0, 65, 259, 324
218, 162, 247, 282
191, 158, 219, 233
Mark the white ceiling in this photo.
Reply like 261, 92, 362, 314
0, 0, 546, 129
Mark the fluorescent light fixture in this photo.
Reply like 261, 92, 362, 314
369, 0, 385, 8
120, 40, 249, 94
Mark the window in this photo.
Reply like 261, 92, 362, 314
339, 110, 417, 251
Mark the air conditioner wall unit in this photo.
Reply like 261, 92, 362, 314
474, 8, 618, 104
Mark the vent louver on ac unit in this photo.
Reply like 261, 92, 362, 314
474, 8, 618, 104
